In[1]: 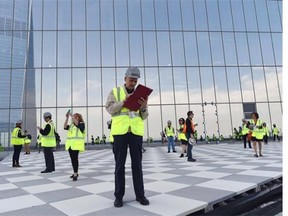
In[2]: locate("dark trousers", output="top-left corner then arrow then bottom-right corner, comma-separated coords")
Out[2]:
113,132 -> 145,199
273,134 -> 280,141
43,147 -> 55,171
243,134 -> 251,148
13,145 -> 22,165
263,135 -> 268,144
185,133 -> 194,160
68,147 -> 79,173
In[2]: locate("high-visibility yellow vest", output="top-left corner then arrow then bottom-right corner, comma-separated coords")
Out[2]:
250,119 -> 265,140
242,124 -> 249,135
41,122 -> 56,147
110,87 -> 144,136
11,127 -> 25,145
65,124 -> 85,152
165,126 -> 175,137
178,125 -> 187,141
273,127 -> 279,135
263,127 -> 269,136
25,137 -> 31,144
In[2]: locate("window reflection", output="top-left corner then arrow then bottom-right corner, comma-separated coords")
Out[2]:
197,32 -> 211,66
222,33 -> 237,66
239,67 -> 255,102
255,1 -> 269,32
143,32 -> 157,66
231,1 -> 245,31
128,0 -> 141,30
210,32 -> 224,66
235,33 -> 250,66
206,0 -> 220,31
58,31 -> 71,67
114,0 -> 128,30
267,1 -> 282,32
155,0 -> 168,30
213,67 -> 229,103
147,106 -> 162,140
158,32 -> 173,66
101,32 -> 115,66
115,32 -> 129,66
168,0 -> 181,30
251,67 -> 268,102
183,32 -> 198,66
269,103 -> 282,132
86,0 -> 100,30
142,0 -> 155,30
43,0 -> 57,30
102,68 -> 116,105
180,0 -> 195,30
58,0 -> 71,30
87,68 -> 102,106
200,67 -> 215,103
187,67 -> 201,103
145,68 -> 160,105
217,104 -> 231,137
219,0 -> 233,31
272,33 -> 282,66
87,32 -> 100,67
170,32 -> 184,66
226,67 -> 241,103
247,33 -> 262,66
243,1 -> 257,31
42,32 -> 56,68
130,32 -> 144,66
100,0 -> 114,30
230,104 -> 244,136
159,68 -> 175,104
174,68 -> 188,104
72,32 -> 86,67
42,69 -> 56,107
260,33 -> 275,66
57,69 -> 71,107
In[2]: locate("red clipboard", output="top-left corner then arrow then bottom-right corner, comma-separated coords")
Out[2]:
123,84 -> 153,111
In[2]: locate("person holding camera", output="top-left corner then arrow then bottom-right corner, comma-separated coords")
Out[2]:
248,112 -> 265,157
64,110 -> 85,181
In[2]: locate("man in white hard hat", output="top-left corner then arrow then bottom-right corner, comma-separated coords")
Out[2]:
106,67 -> 149,208
37,112 -> 56,173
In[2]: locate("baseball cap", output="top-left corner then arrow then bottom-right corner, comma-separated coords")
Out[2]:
16,119 -> 22,124
43,112 -> 52,118
125,67 -> 140,79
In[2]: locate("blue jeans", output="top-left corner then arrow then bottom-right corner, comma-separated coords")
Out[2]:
186,133 -> 193,160
167,136 -> 175,152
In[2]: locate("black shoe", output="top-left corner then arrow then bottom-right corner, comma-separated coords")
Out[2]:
173,150 -> 177,153
167,151 -> 170,153
254,154 -> 258,158
73,176 -> 78,181
136,197 -> 150,206
12,164 -> 17,168
16,164 -> 22,167
70,174 -> 79,178
114,198 -> 123,208
259,154 -> 263,157
188,158 -> 196,162
41,170 -> 52,173
179,154 -> 184,158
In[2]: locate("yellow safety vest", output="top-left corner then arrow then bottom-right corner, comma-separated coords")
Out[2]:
37,134 -> 42,143
65,124 -> 85,152
178,125 -> 187,141
41,122 -> 56,147
273,127 -> 279,135
165,126 -> 175,137
11,127 -> 25,145
25,137 -> 31,144
250,119 -> 265,140
111,87 -> 144,136
241,124 -> 249,135
263,127 -> 269,136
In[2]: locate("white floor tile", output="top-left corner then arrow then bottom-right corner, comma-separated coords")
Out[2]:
0,195 -> 45,214
238,170 -> 282,178
77,182 -> 116,194
222,165 -> 260,170
50,194 -> 112,216
144,173 -> 180,181
6,175 -> 44,183
196,179 -> 256,194
144,180 -> 189,193
186,171 -> 232,179
23,183 -> 71,194
0,183 -> 18,191
143,167 -> 174,172
128,194 -> 207,216
92,174 -> 115,181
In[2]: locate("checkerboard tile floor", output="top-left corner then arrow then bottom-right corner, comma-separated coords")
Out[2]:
0,142 -> 282,216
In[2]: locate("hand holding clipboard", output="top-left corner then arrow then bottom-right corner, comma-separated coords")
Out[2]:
123,84 -> 153,111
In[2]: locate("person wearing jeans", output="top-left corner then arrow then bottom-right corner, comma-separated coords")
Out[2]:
165,120 -> 176,153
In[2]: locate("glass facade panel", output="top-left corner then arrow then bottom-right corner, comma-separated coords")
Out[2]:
1,0 -> 282,145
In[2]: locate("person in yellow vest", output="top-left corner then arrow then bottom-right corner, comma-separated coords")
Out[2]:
106,66 -> 149,208
248,112 -> 265,157
24,130 -> 31,155
37,112 -> 56,173
165,120 -> 176,153
64,111 -> 85,181
177,118 -> 187,157
262,122 -> 269,144
11,120 -> 26,167
272,124 -> 280,141
241,119 -> 251,149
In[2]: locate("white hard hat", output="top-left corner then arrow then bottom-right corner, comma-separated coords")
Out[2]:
43,112 -> 52,118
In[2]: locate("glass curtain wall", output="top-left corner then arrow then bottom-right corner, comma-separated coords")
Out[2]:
0,0 -> 282,146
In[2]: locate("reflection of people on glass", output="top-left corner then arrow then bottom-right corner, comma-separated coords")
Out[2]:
37,112 -> 56,173
11,120 -> 26,167
106,67 -> 150,208
64,110 -> 85,181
